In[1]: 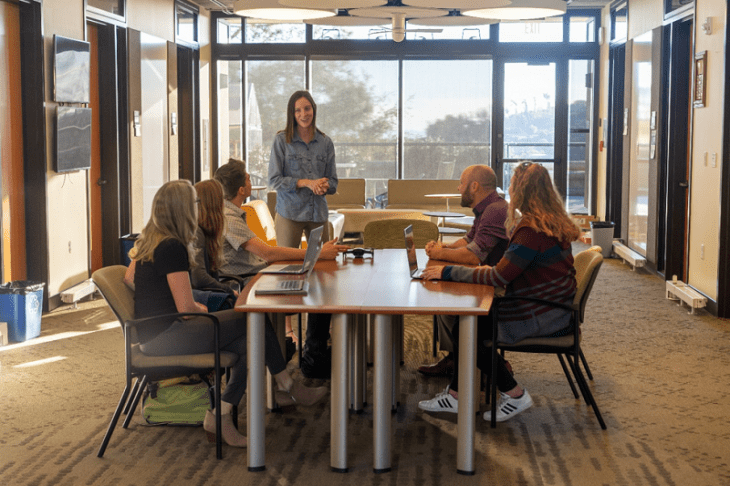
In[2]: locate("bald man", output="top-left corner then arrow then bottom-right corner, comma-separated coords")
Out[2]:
418,165 -> 509,378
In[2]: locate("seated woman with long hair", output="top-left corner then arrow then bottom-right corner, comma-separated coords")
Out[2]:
125,180 -> 326,449
419,162 -> 581,423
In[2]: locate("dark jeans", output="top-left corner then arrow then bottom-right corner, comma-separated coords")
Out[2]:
449,315 -> 518,394
140,309 -> 287,406
304,312 -> 332,353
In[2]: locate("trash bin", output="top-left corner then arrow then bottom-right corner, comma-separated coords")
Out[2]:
0,281 -> 45,342
120,234 -> 139,266
590,221 -> 615,258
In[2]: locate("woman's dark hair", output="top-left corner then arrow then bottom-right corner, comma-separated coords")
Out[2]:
282,90 -> 324,143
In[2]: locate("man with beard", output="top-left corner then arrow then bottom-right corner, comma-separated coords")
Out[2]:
417,165 -> 509,380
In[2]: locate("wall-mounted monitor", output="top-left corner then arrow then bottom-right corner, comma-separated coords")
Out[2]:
53,35 -> 90,104
55,106 -> 92,173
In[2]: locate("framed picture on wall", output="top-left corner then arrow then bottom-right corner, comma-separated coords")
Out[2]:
694,51 -> 707,108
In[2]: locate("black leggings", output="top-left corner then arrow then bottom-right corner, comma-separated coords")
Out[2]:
448,315 -> 518,394
139,309 -> 287,406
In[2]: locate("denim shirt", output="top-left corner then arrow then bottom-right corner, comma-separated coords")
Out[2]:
268,130 -> 338,223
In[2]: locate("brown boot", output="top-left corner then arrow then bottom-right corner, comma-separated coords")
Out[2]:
203,410 -> 247,448
282,381 -> 328,406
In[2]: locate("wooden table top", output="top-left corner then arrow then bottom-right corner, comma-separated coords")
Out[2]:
235,249 -> 493,316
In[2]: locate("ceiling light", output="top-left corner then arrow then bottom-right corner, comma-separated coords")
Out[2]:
463,0 -> 567,21
403,0 -> 511,8
233,0 -> 336,21
279,0 -> 386,8
408,10 -> 498,27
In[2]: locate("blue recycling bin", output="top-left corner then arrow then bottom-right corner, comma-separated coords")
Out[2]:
120,234 -> 139,266
0,281 -> 45,342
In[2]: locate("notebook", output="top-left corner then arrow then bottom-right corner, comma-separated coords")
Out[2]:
259,226 -> 324,274
404,224 -> 426,279
254,226 -> 324,295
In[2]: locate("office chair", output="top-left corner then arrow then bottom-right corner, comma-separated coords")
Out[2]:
93,265 -> 238,459
488,250 -> 606,429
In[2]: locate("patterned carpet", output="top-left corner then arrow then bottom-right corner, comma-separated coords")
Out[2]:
1,248 -> 730,485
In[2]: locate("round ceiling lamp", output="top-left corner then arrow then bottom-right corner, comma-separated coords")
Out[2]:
403,0 -> 511,8
306,12 -> 388,27
279,0 -> 386,8
233,0 -> 336,21
408,10 -> 498,27
463,0 -> 567,21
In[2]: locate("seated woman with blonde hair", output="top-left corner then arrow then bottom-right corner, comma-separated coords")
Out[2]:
126,180 -> 327,449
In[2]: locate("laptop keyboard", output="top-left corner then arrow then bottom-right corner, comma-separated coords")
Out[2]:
278,264 -> 302,273
278,280 -> 303,290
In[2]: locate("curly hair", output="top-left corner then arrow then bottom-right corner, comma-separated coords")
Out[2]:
194,179 -> 226,273
131,180 -> 197,266
505,162 -> 581,243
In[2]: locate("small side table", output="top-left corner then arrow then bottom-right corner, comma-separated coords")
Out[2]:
425,193 -> 461,213
423,211 -> 466,242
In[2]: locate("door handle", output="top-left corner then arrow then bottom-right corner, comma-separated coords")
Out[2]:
97,178 -> 108,186
678,181 -> 688,188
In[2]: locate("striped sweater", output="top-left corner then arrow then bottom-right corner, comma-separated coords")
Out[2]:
447,222 -> 576,324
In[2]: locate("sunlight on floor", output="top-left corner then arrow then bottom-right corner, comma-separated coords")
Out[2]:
0,321 -> 117,353
13,356 -> 67,368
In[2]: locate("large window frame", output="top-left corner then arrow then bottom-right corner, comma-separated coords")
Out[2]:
210,9 -> 601,213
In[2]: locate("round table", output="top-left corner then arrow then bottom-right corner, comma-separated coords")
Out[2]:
425,193 -> 461,213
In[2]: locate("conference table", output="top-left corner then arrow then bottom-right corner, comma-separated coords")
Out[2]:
236,249 -> 493,475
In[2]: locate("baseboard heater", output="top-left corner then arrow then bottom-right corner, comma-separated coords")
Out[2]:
666,280 -> 707,314
612,241 -> 646,271
60,279 -> 97,307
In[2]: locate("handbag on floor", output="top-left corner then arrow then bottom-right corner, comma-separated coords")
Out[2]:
141,376 -> 210,426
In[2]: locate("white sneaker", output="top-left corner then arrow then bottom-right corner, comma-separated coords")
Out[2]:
484,389 -> 533,422
418,387 -> 458,414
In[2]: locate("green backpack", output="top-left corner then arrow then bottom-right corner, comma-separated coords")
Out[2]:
141,376 -> 210,426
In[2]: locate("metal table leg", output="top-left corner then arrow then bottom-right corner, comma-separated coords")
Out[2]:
373,314 -> 392,473
350,314 -> 365,413
331,313 -> 350,473
457,315 -> 477,475
247,312 -> 266,472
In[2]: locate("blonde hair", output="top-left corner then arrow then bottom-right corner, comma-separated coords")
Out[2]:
194,179 -> 226,272
505,162 -> 581,243
130,180 -> 198,266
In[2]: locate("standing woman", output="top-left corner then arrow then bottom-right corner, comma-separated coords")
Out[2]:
268,90 -> 338,247
419,162 -> 581,423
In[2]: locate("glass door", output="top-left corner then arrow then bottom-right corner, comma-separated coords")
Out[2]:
497,61 -> 557,195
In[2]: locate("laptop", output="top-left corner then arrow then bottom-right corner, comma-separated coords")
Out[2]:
259,226 -> 324,274
254,227 -> 324,295
404,224 -> 426,279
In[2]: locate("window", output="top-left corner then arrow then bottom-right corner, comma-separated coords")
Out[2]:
245,60 -> 305,186
313,23 -> 390,40
611,4 -> 627,42
245,20 -> 305,44
567,59 -> 595,214
403,60 -> 493,183
217,17 -> 242,44
87,0 -> 124,18
569,16 -> 596,43
312,60 -> 398,202
216,60 -> 243,167
176,3 -> 197,44
499,18 -> 563,42
665,0 -> 693,16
